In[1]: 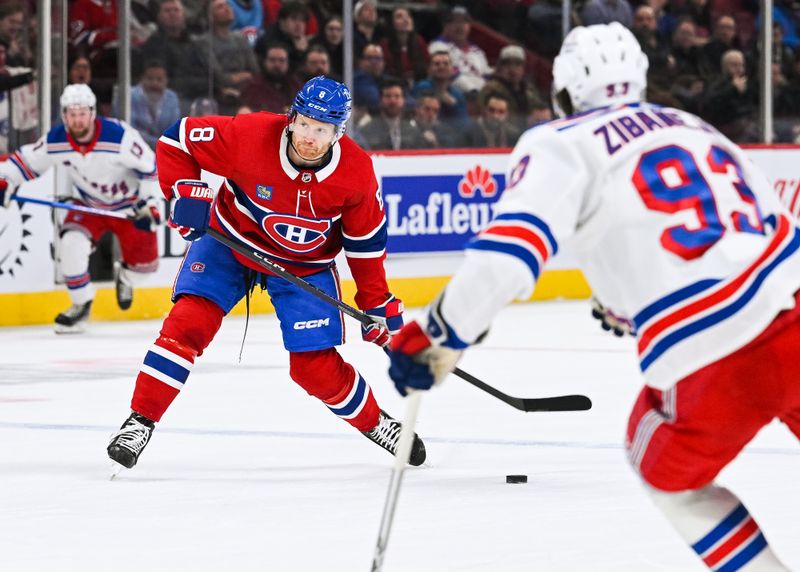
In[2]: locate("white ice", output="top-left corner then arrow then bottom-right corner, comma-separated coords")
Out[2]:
1,300 -> 798,572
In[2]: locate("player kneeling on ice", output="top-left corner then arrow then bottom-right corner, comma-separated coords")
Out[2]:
388,23 -> 798,572
107,76 -> 425,472
0,84 -> 162,333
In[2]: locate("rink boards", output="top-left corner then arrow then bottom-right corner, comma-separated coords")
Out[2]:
1,146 -> 798,326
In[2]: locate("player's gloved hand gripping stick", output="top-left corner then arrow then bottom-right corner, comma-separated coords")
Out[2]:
206,227 -> 592,413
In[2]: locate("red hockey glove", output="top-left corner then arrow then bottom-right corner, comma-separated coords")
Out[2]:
361,295 -> 404,347
169,179 -> 213,241
132,197 -> 162,232
0,177 -> 17,208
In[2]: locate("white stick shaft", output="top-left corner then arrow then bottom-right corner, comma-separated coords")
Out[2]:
370,391 -> 422,572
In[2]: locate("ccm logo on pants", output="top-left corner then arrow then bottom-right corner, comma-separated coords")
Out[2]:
294,318 -> 330,330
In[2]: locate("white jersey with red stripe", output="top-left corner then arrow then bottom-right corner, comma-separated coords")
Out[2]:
0,117 -> 159,211
437,102 -> 800,390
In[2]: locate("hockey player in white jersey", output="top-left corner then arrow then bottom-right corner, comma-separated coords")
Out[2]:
0,84 -> 161,333
388,23 -> 799,571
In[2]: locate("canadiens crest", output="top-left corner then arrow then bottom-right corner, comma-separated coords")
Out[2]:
256,184 -> 273,200
262,213 -> 331,253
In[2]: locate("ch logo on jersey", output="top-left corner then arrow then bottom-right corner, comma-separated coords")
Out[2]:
262,213 -> 332,253
458,165 -> 498,199
256,185 -> 273,200
191,262 -> 205,272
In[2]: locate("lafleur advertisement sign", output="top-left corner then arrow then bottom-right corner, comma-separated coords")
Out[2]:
382,162 -> 506,254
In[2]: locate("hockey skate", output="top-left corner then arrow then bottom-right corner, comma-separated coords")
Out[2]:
107,412 -> 155,471
363,410 -> 426,466
54,300 -> 92,334
114,262 -> 133,310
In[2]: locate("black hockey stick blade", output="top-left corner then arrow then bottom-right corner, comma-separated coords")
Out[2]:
453,366 -> 592,413
207,228 -> 592,413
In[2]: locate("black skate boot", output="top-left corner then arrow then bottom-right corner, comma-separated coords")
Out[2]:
362,410 -> 426,466
107,412 -> 155,469
54,300 -> 93,334
114,262 -> 133,310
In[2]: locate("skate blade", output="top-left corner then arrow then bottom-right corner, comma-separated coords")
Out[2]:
109,461 -> 126,480
54,322 -> 88,335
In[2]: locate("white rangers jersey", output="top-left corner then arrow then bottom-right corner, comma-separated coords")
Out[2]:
0,117 -> 159,210
438,102 -> 800,390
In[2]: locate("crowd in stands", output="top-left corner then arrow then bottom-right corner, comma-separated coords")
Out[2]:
3,0 -> 800,150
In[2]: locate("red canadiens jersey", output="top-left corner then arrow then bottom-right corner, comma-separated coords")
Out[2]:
157,112 -> 390,309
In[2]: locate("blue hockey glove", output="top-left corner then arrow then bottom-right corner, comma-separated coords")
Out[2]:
361,295 -> 404,347
388,320 -> 462,396
0,177 -> 17,208
132,197 -> 162,232
169,179 -> 213,241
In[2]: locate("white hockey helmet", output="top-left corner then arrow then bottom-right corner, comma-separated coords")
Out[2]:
60,83 -> 97,117
552,23 -> 648,117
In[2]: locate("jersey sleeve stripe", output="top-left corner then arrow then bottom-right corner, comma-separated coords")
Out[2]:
480,224 -> 550,262
493,212 -> 558,255
344,248 -> 386,259
342,220 -> 387,254
467,239 -> 541,280
342,215 -> 387,240
10,152 -> 36,180
638,216 -> 800,371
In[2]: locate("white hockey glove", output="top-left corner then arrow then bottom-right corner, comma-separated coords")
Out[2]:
0,177 -> 18,208
590,297 -> 636,337
132,196 -> 162,232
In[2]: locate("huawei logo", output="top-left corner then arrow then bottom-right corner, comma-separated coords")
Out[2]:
458,165 -> 498,199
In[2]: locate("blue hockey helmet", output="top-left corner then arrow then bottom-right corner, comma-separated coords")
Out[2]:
290,76 -> 352,137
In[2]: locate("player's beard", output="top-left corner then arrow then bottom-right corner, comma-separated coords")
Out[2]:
68,124 -> 92,142
291,137 -> 332,164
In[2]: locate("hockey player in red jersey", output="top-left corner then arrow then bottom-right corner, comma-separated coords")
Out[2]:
107,76 -> 426,471
389,24 -> 798,571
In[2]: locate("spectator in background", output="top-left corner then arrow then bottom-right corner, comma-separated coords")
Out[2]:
227,0 -> 263,43
197,0 -> 259,113
297,45 -> 333,83
675,0 -> 712,38
670,18 -> 707,82
526,0 -> 565,60
633,5 -> 672,80
360,77 -> 425,150
123,60 -> 180,150
241,43 -> 301,113
460,92 -> 520,148
580,0 -> 634,28
526,101 -> 553,128
256,2 -> 310,72
428,6 -> 491,96
353,0 -> 385,60
701,15 -> 740,79
703,49 -> 759,142
313,16 -> 344,77
480,45 -> 545,131
412,92 -> 457,148
189,96 -> 219,116
0,2 -> 32,67
771,23 -> 797,79
0,37 -> 33,93
380,7 -> 428,89
353,43 -> 387,114
412,50 -> 468,129
68,55 -> 93,85
138,0 -> 225,113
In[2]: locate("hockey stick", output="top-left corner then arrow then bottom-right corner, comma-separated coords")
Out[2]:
207,228 -> 592,413
14,195 -> 133,220
370,390 -> 422,572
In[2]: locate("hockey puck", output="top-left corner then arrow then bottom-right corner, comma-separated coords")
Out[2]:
506,474 -> 528,484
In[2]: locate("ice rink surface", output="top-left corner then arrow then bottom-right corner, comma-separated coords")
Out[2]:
1,300 -> 798,572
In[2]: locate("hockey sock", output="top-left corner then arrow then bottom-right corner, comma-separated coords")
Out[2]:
131,295 -> 223,422
59,230 -> 95,305
289,349 -> 380,432
647,484 -> 789,571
